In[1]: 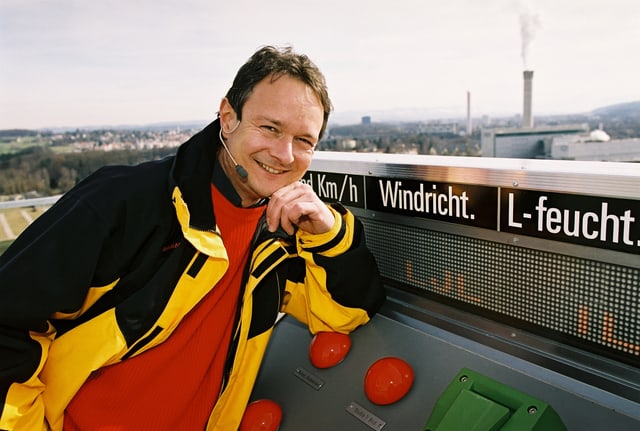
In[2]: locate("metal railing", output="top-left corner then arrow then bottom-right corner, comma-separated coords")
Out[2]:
0,195 -> 61,210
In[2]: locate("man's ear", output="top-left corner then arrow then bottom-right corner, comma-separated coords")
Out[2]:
219,98 -> 239,134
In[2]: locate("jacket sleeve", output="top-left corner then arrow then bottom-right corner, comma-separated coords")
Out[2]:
281,203 -> 385,334
0,187 -> 117,430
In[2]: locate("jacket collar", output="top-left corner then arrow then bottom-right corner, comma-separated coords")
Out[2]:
169,119 -> 221,232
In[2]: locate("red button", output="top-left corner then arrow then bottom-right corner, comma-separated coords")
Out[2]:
309,331 -> 352,369
364,357 -> 414,405
239,399 -> 283,431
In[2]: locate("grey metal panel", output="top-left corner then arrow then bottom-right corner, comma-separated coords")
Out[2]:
251,314 -> 640,430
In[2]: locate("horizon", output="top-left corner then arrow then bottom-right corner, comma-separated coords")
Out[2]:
4,99 -> 638,133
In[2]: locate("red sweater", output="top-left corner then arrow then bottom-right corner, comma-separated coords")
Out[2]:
64,184 -> 264,430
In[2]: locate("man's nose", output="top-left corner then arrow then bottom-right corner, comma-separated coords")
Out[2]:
271,136 -> 295,164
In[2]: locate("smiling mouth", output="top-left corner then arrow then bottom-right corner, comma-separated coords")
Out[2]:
257,161 -> 286,175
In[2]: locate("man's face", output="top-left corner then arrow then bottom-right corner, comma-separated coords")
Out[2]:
219,74 -> 324,206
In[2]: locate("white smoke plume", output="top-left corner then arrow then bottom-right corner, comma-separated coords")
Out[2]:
519,9 -> 542,69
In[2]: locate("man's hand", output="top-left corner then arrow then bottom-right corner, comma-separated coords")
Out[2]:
266,182 -> 335,235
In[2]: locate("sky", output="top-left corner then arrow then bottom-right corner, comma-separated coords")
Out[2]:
1,0 -> 639,129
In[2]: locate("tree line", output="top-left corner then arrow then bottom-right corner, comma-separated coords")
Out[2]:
0,146 -> 177,197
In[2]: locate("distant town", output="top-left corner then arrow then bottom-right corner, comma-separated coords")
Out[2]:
0,127 -> 194,155
2,100 -> 639,157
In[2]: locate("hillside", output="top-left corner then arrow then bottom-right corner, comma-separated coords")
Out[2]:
592,101 -> 640,117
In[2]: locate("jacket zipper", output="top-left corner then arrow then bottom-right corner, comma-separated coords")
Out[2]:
122,325 -> 164,360
218,237 -> 285,396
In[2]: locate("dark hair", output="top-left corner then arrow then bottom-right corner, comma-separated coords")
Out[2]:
225,45 -> 332,139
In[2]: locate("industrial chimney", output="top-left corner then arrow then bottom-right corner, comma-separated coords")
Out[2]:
466,91 -> 472,134
522,70 -> 534,128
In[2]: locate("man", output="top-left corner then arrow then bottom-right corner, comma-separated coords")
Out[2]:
0,46 -> 385,430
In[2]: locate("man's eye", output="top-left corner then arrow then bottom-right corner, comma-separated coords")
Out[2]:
295,138 -> 317,151
262,125 -> 277,133
298,138 -> 315,147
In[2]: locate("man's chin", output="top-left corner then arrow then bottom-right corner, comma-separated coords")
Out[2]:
251,178 -> 296,198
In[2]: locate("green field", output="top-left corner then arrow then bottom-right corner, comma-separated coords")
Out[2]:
0,132 -> 77,155
0,206 -> 50,255
0,136 -> 43,154
0,140 -> 76,155
0,239 -> 12,255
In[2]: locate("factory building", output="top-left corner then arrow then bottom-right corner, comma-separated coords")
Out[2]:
481,69 -> 640,161
481,125 -> 588,158
550,133 -> 640,162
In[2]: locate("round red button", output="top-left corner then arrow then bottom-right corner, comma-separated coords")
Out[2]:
364,357 -> 414,405
239,399 -> 283,431
309,331 -> 352,369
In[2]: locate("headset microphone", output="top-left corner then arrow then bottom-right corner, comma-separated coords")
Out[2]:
218,127 -> 248,181
234,163 -> 249,181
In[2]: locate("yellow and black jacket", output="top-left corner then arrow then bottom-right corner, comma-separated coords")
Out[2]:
0,120 -> 385,430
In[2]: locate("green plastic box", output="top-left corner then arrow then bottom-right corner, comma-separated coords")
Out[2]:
423,368 -> 567,431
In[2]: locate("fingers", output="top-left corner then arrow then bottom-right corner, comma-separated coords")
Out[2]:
266,182 -> 311,234
266,182 -> 334,235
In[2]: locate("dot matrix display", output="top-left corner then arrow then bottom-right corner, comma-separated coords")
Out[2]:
362,218 -> 640,361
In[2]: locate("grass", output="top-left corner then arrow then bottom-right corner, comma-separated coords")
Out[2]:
0,239 -> 13,255
0,206 -> 51,256
0,136 -> 46,155
0,136 -> 74,155
0,207 -> 50,241
0,206 -> 50,255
